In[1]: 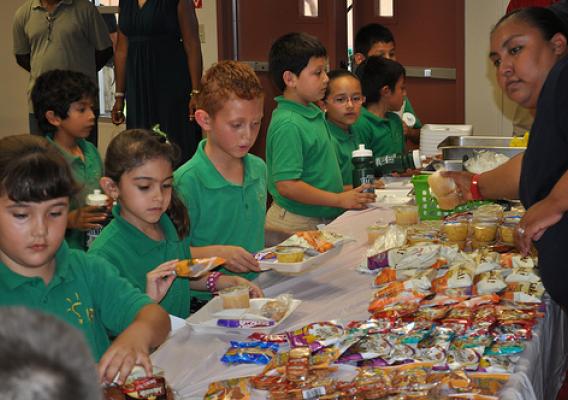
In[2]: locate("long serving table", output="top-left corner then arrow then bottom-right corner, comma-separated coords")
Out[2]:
151,206 -> 568,400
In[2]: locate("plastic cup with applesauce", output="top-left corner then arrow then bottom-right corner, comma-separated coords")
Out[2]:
498,222 -> 517,244
442,221 -> 469,242
472,221 -> 498,242
275,246 -> 305,263
476,204 -> 504,220
367,223 -> 389,245
393,205 -> 419,225
219,285 -> 250,309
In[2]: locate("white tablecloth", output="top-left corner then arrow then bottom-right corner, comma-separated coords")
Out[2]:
151,206 -> 568,400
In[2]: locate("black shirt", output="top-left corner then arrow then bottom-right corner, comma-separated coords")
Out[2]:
519,55 -> 568,307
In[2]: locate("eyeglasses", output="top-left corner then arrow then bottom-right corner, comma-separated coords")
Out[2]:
330,95 -> 365,105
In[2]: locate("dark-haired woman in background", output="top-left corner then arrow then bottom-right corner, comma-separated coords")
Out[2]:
111,0 -> 203,165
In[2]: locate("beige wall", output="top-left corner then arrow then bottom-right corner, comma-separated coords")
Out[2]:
464,0 -> 516,136
0,0 -> 30,138
0,1 -> 519,143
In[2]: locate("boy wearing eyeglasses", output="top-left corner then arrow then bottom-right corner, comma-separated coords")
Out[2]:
265,33 -> 375,235
323,69 -> 367,189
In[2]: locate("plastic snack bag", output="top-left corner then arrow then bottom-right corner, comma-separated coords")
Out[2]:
205,377 -> 251,399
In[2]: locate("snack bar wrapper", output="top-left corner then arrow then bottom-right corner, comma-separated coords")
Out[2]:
220,341 -> 279,365
388,244 -> 442,270
367,225 -> 407,270
205,377 -> 251,399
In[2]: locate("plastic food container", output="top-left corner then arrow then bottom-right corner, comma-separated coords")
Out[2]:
472,222 -> 498,242
275,246 -> 305,263
219,285 -> 250,309
476,204 -> 504,219
394,205 -> 419,225
367,223 -> 389,245
499,223 -> 516,244
442,221 -> 469,241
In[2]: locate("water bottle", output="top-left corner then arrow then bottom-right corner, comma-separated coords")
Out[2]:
374,149 -> 424,175
85,189 -> 109,248
352,144 -> 375,193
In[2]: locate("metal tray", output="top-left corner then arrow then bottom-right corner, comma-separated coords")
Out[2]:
437,135 -> 526,161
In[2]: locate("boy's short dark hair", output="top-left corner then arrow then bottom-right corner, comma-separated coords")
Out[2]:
31,69 -> 98,134
0,134 -> 80,202
356,56 -> 405,104
354,23 -> 395,56
197,60 -> 264,117
0,307 -> 102,400
269,32 -> 327,92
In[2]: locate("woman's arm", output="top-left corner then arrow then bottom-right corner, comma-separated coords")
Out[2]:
178,0 -> 203,114
443,153 -> 523,201
517,169 -> 568,255
111,23 -> 129,125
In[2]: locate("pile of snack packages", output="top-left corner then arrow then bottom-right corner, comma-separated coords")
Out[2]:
206,204 -> 545,400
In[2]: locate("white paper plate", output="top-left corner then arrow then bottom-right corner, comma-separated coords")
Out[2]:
259,244 -> 341,274
186,297 -> 301,335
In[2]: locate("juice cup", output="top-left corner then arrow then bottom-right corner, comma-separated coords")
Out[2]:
219,285 -> 250,309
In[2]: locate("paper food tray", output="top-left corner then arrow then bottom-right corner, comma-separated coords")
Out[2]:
259,244 -> 342,274
373,188 -> 412,205
186,297 -> 301,335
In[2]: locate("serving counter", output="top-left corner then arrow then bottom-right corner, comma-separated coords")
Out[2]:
151,205 -> 568,400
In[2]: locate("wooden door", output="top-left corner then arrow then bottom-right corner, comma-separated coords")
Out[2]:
217,0 -> 347,159
353,0 -> 465,124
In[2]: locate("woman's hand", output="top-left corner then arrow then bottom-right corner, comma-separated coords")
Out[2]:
67,206 -> 108,231
218,246 -> 260,273
441,171 -> 475,202
189,97 -> 198,120
145,260 -> 178,303
217,275 -> 264,298
516,196 -> 564,255
111,98 -> 126,125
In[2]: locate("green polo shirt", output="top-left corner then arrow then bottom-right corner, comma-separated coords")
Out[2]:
47,135 -> 104,250
327,120 -> 364,186
13,0 -> 112,110
0,241 -> 152,361
353,107 -> 405,158
403,97 -> 423,129
88,205 -> 193,318
174,140 -> 265,301
266,97 -> 344,218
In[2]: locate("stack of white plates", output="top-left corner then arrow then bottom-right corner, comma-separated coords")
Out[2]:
420,124 -> 473,156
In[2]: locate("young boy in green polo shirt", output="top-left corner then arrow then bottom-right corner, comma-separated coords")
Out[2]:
353,23 -> 422,147
0,135 -> 170,384
31,69 -> 109,250
353,56 -> 407,158
174,61 -> 266,304
265,32 -> 376,234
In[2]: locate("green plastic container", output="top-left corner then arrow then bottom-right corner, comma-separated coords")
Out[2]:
411,174 -> 489,220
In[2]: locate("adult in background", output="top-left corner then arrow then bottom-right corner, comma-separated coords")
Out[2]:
13,0 -> 113,147
445,7 -> 568,309
111,0 -> 203,165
